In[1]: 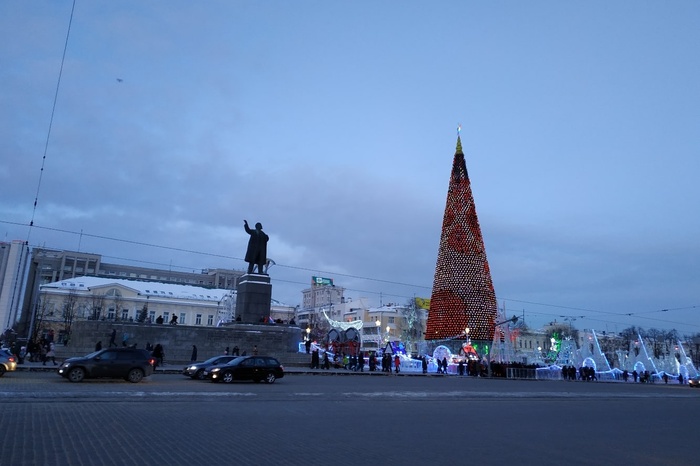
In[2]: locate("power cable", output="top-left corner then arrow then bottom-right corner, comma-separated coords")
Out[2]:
27,0 -> 76,244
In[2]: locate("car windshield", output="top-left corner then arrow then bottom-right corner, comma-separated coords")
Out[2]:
84,350 -> 103,359
200,356 -> 223,365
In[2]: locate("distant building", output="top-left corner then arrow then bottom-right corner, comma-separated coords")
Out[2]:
14,247 -> 245,337
0,240 -> 30,332
36,277 -> 235,343
297,276 -> 346,329
270,299 -> 296,324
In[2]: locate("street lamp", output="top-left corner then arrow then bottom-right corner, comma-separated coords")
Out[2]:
306,327 -> 311,342
375,320 -> 381,348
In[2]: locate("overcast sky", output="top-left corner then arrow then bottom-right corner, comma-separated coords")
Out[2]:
1,1 -> 698,335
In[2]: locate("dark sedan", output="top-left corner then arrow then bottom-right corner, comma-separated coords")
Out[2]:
182,355 -> 238,380
207,356 -> 284,384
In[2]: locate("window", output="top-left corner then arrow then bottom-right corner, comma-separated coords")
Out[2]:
388,317 -> 395,324
195,314 -> 202,325
179,313 -> 186,325
121,309 -> 129,321
148,310 -> 156,322
163,312 -> 170,323
207,315 -> 214,326
108,308 -> 115,319
117,351 -> 139,360
99,351 -> 118,360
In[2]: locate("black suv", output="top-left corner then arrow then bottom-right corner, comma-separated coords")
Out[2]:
58,348 -> 155,383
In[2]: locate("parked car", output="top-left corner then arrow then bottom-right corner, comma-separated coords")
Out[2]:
688,375 -> 700,388
207,356 -> 284,384
0,349 -> 17,376
183,355 -> 238,380
58,348 -> 155,383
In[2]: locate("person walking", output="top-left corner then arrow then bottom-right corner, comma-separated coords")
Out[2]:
152,344 -> 164,368
95,341 -> 102,352
191,345 -> 198,362
394,354 -> 401,373
108,329 -> 117,347
45,342 -> 57,366
39,342 -> 48,365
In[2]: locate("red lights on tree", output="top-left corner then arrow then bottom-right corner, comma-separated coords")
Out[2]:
425,135 -> 498,341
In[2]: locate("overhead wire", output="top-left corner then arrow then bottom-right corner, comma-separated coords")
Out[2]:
27,0 -> 76,244
3,218 -> 697,332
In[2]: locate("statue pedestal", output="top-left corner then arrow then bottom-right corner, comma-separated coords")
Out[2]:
236,274 -> 271,323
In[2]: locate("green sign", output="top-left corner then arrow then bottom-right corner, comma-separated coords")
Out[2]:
312,276 -> 334,286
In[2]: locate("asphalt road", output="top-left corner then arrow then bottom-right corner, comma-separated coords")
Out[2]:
1,371 -> 697,466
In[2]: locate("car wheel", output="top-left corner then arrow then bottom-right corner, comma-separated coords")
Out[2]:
127,368 -> 144,383
195,369 -> 205,380
68,367 -> 85,383
0,366 -> 6,377
222,371 -> 234,384
265,372 -> 276,384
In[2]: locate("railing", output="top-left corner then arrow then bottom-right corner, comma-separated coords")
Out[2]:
506,368 -> 537,379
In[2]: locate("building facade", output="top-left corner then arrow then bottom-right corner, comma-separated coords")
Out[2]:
0,240 -> 30,332
36,276 -> 235,343
297,277 -> 346,330
15,247 -> 245,337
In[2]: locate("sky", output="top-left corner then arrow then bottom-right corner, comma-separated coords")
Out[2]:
1,1 -> 699,335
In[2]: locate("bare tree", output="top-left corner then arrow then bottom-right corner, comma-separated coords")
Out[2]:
400,299 -> 424,356
89,292 -> 106,320
619,326 -> 638,349
647,328 -> 664,359
31,295 -> 54,344
62,290 -> 80,343
113,293 -> 123,321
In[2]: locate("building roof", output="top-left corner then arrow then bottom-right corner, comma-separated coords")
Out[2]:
40,276 -> 233,303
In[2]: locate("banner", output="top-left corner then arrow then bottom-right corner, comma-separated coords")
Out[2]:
312,276 -> 334,286
415,297 -> 430,310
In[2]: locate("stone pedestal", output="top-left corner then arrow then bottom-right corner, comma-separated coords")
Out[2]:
235,273 -> 272,323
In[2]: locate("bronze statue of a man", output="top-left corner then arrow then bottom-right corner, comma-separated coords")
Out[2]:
244,220 -> 269,274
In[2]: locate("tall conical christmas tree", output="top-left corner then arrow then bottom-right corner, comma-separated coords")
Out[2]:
425,134 -> 498,342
